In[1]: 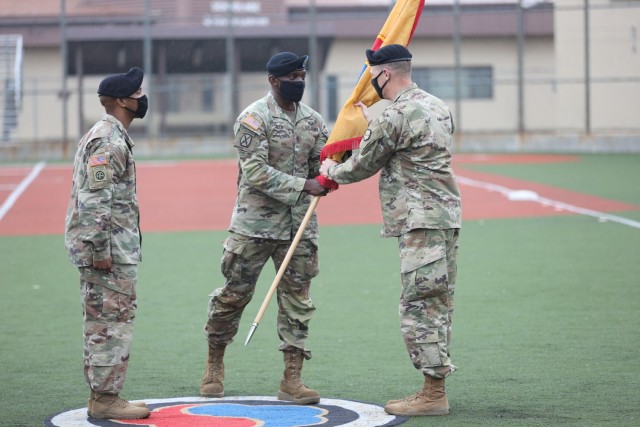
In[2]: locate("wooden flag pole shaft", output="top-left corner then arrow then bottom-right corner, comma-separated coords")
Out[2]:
245,195 -> 321,346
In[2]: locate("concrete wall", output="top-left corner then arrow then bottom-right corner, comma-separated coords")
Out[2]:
554,0 -> 640,132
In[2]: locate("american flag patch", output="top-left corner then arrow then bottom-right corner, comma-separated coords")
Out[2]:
89,154 -> 108,166
241,114 -> 262,131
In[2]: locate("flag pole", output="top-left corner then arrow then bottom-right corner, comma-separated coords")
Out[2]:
244,195 -> 321,346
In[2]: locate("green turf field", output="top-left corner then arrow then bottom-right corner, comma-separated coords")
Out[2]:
1,154 -> 639,426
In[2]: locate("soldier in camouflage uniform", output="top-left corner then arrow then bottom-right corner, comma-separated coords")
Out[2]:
320,45 -> 461,417
200,52 -> 329,405
65,67 -> 150,420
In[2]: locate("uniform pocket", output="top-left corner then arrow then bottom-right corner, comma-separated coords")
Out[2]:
400,242 -> 447,301
400,244 -> 445,274
296,239 -> 319,281
89,351 -> 117,367
220,234 -> 247,281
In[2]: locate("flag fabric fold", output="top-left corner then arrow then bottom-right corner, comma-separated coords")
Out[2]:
317,0 -> 425,191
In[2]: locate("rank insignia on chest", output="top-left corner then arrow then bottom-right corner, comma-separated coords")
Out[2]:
239,132 -> 253,148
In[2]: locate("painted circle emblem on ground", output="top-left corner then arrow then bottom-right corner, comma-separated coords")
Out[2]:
45,396 -> 408,427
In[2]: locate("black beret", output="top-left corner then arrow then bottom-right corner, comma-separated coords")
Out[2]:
266,52 -> 309,77
97,67 -> 144,98
366,44 -> 412,66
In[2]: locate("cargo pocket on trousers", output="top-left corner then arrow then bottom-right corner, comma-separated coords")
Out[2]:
414,331 -> 443,367
220,235 -> 247,282
400,244 -> 447,302
299,240 -> 319,281
89,351 -> 116,367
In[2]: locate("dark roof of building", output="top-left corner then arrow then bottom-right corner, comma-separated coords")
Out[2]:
0,0 -> 553,48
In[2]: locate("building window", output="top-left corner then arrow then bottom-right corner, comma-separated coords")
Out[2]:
166,80 -> 180,113
326,75 -> 339,121
202,80 -> 214,112
413,66 -> 493,99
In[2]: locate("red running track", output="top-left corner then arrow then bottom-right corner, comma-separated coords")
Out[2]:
0,155 -> 638,236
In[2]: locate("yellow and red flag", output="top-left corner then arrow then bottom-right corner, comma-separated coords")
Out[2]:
318,0 -> 425,191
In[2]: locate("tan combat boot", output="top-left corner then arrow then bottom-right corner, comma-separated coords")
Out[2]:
384,375 -> 449,416
90,393 -> 150,419
87,390 -> 148,416
200,344 -> 225,397
277,351 -> 320,405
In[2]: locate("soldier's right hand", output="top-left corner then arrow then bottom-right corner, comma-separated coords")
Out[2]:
303,179 -> 328,196
93,257 -> 112,272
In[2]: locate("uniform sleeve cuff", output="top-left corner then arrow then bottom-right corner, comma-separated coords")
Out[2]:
294,177 -> 306,192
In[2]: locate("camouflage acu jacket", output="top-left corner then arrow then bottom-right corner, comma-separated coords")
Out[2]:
65,114 -> 141,266
328,83 -> 461,237
230,92 -> 328,242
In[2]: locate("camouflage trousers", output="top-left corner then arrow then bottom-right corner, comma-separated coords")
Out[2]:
205,233 -> 318,358
79,264 -> 137,394
398,228 -> 460,379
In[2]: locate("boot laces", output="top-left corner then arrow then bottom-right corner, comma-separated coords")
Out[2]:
397,391 -> 425,403
104,395 -> 129,408
204,364 -> 223,382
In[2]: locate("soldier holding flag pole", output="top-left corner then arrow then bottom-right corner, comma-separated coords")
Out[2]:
320,44 -> 461,417
200,51 -> 328,405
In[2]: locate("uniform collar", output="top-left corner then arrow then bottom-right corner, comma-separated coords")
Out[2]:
393,83 -> 419,102
102,114 -> 135,149
266,91 -> 312,123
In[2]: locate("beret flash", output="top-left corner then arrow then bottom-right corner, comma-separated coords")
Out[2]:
97,67 -> 144,98
366,44 -> 412,66
266,52 -> 309,77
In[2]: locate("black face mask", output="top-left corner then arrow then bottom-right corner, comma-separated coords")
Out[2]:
279,80 -> 305,103
126,95 -> 148,119
371,70 -> 389,99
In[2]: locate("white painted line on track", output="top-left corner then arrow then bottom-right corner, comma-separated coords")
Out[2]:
0,161 -> 46,221
457,175 -> 640,229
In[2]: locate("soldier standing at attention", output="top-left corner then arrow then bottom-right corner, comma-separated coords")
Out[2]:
320,44 -> 461,417
200,52 -> 328,404
65,67 -> 150,420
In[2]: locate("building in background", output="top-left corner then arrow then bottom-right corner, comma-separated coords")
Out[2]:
0,0 -> 638,156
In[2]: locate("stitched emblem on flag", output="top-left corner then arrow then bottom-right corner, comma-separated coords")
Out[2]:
89,154 -> 108,167
241,114 -> 262,131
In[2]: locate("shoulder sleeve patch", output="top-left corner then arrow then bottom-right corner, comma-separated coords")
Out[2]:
238,132 -> 254,148
87,151 -> 111,190
241,114 -> 263,132
89,153 -> 109,167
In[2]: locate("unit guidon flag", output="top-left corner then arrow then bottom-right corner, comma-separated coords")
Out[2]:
317,0 -> 425,191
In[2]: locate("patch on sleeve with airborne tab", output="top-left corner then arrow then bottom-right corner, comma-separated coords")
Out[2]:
88,152 -> 111,190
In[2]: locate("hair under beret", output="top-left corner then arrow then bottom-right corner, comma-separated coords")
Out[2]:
366,44 -> 412,66
266,52 -> 309,77
97,67 -> 144,98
